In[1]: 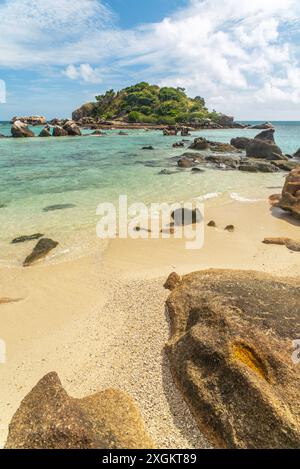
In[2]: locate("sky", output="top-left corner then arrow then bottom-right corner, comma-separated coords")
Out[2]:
0,0 -> 300,120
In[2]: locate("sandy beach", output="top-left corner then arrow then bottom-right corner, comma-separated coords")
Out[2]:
1,197 -> 299,448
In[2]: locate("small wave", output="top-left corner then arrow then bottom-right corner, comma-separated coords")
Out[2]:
196,192 -> 221,201
230,192 -> 263,203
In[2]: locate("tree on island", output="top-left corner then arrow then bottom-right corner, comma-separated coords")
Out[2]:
75,82 -> 219,125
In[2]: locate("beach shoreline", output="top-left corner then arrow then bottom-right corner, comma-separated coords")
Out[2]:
1,198 -> 299,448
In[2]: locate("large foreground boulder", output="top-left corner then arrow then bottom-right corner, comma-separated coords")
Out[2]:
5,372 -> 153,449
278,167 -> 300,219
165,269 -> 300,449
11,120 -> 35,138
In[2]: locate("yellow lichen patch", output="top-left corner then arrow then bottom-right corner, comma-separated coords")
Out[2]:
232,343 -> 268,380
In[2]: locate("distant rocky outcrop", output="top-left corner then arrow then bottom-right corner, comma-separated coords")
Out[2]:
278,167 -> 300,219
72,103 -> 97,121
11,116 -> 46,126
250,122 -> 274,130
5,372 -> 154,449
23,238 -> 59,267
165,269 -> 300,449
11,120 -> 35,138
215,114 -> 234,128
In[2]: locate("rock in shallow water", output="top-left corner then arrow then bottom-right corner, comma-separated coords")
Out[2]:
43,204 -> 76,212
23,238 -> 59,267
165,269 -> 300,448
11,233 -> 44,244
5,372 -> 154,449
11,121 -> 35,138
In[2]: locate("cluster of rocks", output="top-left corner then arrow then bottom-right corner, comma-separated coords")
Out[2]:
5,372 -> 153,449
164,269 -> 300,448
174,128 -> 299,173
10,120 -> 82,138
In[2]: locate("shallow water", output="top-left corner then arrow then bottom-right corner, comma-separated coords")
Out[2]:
0,121 -> 298,265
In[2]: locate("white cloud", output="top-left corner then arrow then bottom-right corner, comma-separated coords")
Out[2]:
63,64 -> 102,83
1,0 -> 300,118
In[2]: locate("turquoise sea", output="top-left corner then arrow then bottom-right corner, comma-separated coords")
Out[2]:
0,121 -> 299,266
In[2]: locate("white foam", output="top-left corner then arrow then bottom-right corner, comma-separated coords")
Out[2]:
230,192 -> 263,203
196,192 -> 221,201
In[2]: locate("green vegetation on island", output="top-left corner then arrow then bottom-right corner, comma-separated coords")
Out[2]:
73,82 -> 221,125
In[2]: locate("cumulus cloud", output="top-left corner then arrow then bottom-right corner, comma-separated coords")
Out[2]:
1,0 -> 300,118
63,64 -> 102,84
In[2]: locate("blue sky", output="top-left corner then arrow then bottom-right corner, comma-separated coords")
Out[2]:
1,0 -> 300,120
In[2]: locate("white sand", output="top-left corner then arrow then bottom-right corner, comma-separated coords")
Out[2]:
0,199 -> 299,448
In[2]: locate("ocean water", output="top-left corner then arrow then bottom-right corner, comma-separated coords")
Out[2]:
0,121 -> 299,265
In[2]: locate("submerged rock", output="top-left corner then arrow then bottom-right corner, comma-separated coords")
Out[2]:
142,146 -> 154,150
5,372 -> 154,449
23,238 -> 59,267
43,204 -> 76,212
278,167 -> 300,219
177,158 -> 196,168
158,169 -> 177,175
11,233 -> 44,244
173,142 -> 184,148
239,161 -> 277,173
11,121 -> 35,138
165,269 -> 300,448
191,167 -> 205,172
